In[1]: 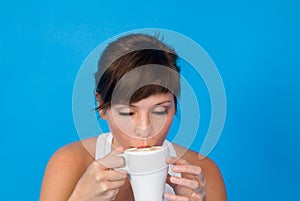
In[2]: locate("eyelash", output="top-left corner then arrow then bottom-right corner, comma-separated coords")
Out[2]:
151,110 -> 168,115
118,110 -> 168,116
119,112 -> 135,116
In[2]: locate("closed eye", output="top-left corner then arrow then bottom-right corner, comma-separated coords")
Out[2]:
151,110 -> 168,115
152,111 -> 167,115
118,112 -> 135,116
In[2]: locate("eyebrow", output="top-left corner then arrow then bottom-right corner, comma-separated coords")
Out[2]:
152,100 -> 173,106
114,100 -> 173,109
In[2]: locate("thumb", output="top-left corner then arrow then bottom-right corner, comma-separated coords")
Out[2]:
97,146 -> 125,169
109,146 -> 125,156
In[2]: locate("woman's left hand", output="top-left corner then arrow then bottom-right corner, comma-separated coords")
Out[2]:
165,157 -> 206,201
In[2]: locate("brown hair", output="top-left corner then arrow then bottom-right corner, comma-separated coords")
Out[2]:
95,33 -> 180,111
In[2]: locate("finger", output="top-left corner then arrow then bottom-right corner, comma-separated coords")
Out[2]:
166,173 -> 177,189
109,146 -> 125,156
99,180 -> 125,196
166,156 -> 179,164
96,157 -> 125,170
97,147 -> 125,169
164,193 -> 189,201
166,157 -> 189,165
170,176 -> 200,190
105,170 -> 128,181
109,188 -> 120,200
106,179 -> 126,190
167,157 -> 202,175
102,188 -> 120,200
172,164 -> 202,176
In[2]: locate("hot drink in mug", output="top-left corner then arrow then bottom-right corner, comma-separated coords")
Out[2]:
117,146 -> 169,201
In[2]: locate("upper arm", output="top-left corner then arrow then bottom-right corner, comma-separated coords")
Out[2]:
201,158 -> 227,201
40,142 -> 93,201
173,144 -> 227,201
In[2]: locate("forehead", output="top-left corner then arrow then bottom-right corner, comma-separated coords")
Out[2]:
113,93 -> 174,108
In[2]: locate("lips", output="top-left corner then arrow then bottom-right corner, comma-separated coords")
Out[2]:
136,145 -> 151,148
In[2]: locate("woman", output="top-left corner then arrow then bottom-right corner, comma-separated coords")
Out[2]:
40,33 -> 227,201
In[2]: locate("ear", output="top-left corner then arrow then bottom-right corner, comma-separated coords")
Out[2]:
99,110 -> 107,120
95,92 -> 107,120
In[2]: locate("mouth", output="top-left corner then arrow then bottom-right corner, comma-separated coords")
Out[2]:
136,145 -> 151,149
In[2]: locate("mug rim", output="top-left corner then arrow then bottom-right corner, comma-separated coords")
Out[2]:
124,146 -> 167,155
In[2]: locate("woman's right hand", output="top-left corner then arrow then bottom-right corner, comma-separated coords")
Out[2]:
68,147 -> 127,201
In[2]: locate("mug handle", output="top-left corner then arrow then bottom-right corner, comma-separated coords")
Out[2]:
115,153 -> 129,172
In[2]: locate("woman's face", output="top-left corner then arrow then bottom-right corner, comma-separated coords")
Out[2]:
102,93 -> 176,149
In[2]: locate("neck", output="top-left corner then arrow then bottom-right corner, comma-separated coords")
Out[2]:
111,137 -> 119,151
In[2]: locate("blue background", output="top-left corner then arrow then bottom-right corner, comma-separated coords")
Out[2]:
1,0 -> 299,200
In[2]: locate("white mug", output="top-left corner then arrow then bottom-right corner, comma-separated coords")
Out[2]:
118,146 -> 169,201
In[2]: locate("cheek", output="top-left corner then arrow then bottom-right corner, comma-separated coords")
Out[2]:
150,116 -> 167,130
163,115 -> 174,131
152,114 -> 174,135
108,115 -> 137,138
108,121 -> 133,145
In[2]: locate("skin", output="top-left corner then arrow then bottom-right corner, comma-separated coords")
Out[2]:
40,93 -> 227,201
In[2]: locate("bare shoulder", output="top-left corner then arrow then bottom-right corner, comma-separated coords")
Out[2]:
47,137 -> 97,169
172,143 -> 206,160
40,137 -> 97,201
172,143 -> 218,171
172,143 -> 227,201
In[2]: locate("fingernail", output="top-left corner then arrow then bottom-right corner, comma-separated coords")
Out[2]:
164,194 -> 170,199
117,169 -> 127,174
170,176 -> 178,183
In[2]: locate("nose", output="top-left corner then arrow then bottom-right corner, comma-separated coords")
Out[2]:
134,113 -> 152,138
